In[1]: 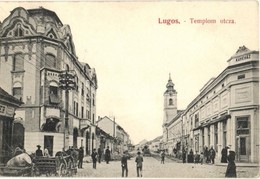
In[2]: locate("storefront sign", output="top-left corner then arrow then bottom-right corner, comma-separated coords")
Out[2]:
0,104 -> 15,117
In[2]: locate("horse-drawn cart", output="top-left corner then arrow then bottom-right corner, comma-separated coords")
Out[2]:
33,155 -> 77,177
0,152 -> 77,177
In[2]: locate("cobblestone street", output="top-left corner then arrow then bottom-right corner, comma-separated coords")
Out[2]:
76,156 -> 260,178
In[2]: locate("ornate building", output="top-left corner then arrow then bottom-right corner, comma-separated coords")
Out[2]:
163,46 -> 259,163
0,7 -> 97,156
182,46 -> 259,163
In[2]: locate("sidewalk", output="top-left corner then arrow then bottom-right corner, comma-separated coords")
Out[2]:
164,154 -> 260,167
215,161 -> 260,167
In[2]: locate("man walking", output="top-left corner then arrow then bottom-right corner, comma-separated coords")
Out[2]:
98,147 -> 102,163
121,151 -> 128,177
135,151 -> 143,177
209,146 -> 216,164
91,148 -> 98,169
160,150 -> 165,164
78,147 -> 84,169
105,146 -> 111,164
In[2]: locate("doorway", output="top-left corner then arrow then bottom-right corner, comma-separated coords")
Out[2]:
44,135 -> 53,156
236,136 -> 250,162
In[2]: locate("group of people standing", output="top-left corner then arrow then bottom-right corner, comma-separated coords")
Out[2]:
180,145 -> 236,177
181,146 -> 216,164
35,145 -> 50,157
91,146 -> 111,169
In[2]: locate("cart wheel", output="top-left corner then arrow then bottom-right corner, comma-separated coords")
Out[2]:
46,171 -> 52,177
67,160 -> 73,176
58,163 -> 67,177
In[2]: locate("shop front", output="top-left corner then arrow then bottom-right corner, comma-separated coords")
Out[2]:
0,87 -> 23,163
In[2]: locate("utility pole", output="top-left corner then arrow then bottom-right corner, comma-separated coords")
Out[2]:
59,69 -> 76,150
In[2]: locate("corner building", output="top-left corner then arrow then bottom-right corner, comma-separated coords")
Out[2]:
0,7 -> 97,156
182,46 -> 259,163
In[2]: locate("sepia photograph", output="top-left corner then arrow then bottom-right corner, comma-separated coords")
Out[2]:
0,0 -> 259,177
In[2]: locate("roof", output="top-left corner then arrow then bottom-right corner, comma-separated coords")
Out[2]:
27,6 -> 63,26
165,110 -> 184,126
0,87 -> 23,106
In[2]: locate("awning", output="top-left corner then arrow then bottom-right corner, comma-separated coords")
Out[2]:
193,114 -> 231,131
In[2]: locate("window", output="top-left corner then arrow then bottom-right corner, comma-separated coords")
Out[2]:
14,24 -> 24,37
238,74 -> 245,80
76,102 -> 78,117
13,54 -> 24,71
81,107 -> 84,119
194,114 -> 199,128
45,54 -> 56,68
169,98 -> 173,105
237,117 -> 249,135
49,85 -> 59,104
93,94 -> 95,106
81,82 -> 84,96
75,76 -> 79,92
13,87 -> 22,101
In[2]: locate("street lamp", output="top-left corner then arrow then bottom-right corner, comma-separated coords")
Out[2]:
59,69 -> 76,150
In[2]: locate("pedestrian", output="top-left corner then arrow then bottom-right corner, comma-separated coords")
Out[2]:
225,151 -> 237,177
204,146 -> 209,163
194,151 -> 200,164
98,147 -> 102,163
135,151 -> 143,177
35,145 -> 43,157
221,146 -> 229,163
78,147 -> 84,169
188,149 -> 194,163
91,148 -> 98,169
105,146 -> 111,164
182,148 -> 186,163
44,148 -> 50,157
209,146 -> 216,164
160,150 -> 165,164
121,151 -> 128,177
200,152 -> 204,165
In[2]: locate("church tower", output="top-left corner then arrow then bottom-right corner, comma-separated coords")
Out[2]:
163,74 -> 177,124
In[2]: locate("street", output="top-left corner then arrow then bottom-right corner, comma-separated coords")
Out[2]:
76,156 -> 260,178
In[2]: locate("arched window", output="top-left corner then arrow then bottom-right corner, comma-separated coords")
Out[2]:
66,64 -> 70,71
14,24 -> 24,37
13,53 -> 24,71
45,54 -> 56,68
169,98 -> 173,105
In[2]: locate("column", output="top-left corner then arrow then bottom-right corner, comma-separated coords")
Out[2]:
217,122 -> 222,159
199,129 -> 203,152
210,125 -> 214,148
204,127 -> 208,147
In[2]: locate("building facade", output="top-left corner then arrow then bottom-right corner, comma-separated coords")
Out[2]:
0,7 -> 97,156
163,46 -> 259,163
97,116 -> 130,154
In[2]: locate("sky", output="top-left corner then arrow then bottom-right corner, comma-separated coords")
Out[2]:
0,1 -> 258,144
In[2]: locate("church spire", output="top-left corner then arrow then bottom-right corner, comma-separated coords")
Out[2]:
165,73 -> 176,94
